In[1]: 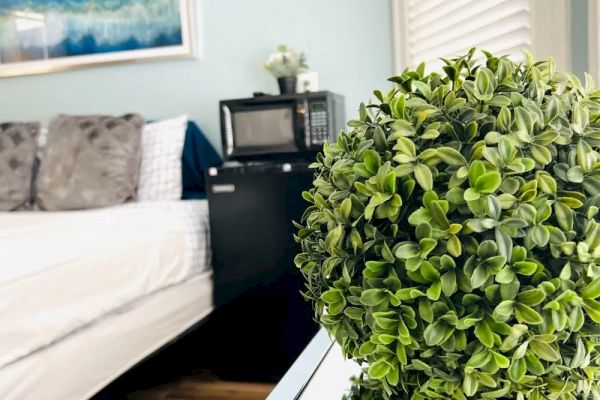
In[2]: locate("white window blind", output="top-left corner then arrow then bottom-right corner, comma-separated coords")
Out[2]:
403,0 -> 532,71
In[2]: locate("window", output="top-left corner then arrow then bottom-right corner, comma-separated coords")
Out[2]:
392,0 -> 570,73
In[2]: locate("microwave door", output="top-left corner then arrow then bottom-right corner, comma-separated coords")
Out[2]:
227,103 -> 299,158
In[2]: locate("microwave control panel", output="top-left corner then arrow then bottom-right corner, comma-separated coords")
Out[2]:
309,101 -> 329,145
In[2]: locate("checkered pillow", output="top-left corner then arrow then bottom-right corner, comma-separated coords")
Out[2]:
137,115 -> 187,201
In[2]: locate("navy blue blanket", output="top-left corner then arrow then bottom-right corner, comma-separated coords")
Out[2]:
181,122 -> 223,199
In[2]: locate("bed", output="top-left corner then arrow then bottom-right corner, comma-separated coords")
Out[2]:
0,200 -> 213,400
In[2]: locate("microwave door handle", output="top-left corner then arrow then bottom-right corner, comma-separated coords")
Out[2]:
222,105 -> 235,157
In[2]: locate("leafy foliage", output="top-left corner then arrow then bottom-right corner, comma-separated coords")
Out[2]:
294,49 -> 600,399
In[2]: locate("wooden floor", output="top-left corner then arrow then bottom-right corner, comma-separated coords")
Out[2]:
123,376 -> 274,400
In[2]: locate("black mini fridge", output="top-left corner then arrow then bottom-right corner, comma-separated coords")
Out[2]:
204,161 -> 319,381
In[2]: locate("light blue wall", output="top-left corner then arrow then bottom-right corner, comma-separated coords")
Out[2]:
0,0 -> 393,149
571,0 -> 588,78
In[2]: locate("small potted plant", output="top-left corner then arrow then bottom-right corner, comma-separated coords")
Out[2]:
295,48 -> 600,399
264,45 -> 308,95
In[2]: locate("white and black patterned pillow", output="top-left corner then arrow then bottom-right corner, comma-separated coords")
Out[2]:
137,115 -> 187,201
35,114 -> 144,210
0,122 -> 40,211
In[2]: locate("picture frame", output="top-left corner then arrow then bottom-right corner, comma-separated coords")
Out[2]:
0,0 -> 195,78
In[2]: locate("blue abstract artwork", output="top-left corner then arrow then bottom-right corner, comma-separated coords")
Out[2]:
0,0 -> 193,76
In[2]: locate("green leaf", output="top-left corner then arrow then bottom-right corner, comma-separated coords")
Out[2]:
515,106 -> 533,135
321,288 -> 343,304
508,358 -> 526,382
495,266 -> 515,284
464,188 -> 481,202
493,300 -> 514,322
567,166 -> 584,183
497,107 -> 512,131
463,373 -> 478,397
488,95 -> 511,107
414,164 -> 433,191
419,298 -> 433,323
429,201 -> 450,229
537,173 -> 557,194
515,303 -> 543,325
426,280 -> 442,300
482,255 -> 507,269
328,299 -> 345,315
583,299 -> 600,323
469,161 -> 486,186
554,201 -> 573,232
531,144 -> 552,165
531,225 -> 550,247
359,341 -> 376,356
340,198 -> 352,220
530,340 -> 560,362
441,271 -> 457,297
344,307 -> 364,320
360,289 -> 387,306
467,350 -> 492,369
368,359 -> 391,380
486,195 -> 501,220
513,261 -> 537,275
325,225 -> 343,253
474,67 -> 494,101
437,147 -> 467,166
447,235 -> 462,257
475,320 -> 494,348
419,237 -> 437,256
493,352 -> 510,369
424,321 -> 448,346
524,353 -> 545,375
516,288 -> 546,306
408,207 -> 431,225
471,265 -> 490,288
363,149 -> 381,174
498,136 -> 517,164
386,363 -> 399,386
495,229 -> 512,260
395,243 -> 420,259
394,163 -> 415,177
475,172 -> 502,193
396,342 -> 407,365
412,359 -> 432,372
581,279 -> 600,299
421,260 -> 440,281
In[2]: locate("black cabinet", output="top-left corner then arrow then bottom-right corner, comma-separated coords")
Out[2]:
204,162 -> 319,380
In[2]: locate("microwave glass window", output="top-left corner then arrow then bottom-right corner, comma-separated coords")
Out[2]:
233,108 -> 296,148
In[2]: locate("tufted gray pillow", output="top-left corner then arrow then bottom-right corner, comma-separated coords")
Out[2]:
0,122 -> 40,211
35,114 -> 144,211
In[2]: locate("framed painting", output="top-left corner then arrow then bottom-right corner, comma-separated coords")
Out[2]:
0,0 -> 195,78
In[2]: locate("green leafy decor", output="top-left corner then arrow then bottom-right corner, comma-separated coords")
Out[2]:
294,48 -> 600,399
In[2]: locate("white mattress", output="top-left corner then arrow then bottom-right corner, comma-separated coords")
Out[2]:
0,271 -> 213,400
0,200 -> 210,371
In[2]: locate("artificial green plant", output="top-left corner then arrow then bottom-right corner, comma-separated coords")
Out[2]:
294,48 -> 600,399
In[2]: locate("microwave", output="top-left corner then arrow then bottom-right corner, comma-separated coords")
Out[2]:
219,91 -> 344,161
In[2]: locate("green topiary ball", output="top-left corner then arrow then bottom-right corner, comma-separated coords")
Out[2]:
294,48 -> 600,399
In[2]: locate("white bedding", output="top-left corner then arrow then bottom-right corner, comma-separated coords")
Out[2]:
0,200 -> 210,371
0,271 -> 213,400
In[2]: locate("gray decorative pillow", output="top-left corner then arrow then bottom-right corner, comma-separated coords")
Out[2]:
0,122 -> 40,211
35,114 -> 144,211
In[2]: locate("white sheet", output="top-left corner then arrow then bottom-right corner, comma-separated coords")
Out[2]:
0,200 -> 210,370
0,271 -> 213,400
